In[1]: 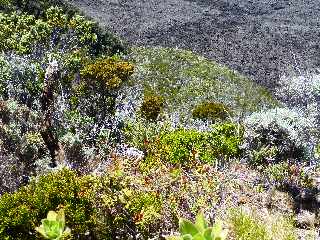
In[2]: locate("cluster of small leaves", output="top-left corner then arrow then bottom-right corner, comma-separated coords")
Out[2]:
0,167 -> 166,240
139,94 -> 165,121
0,168 -> 100,239
80,56 -> 134,91
264,162 -> 314,188
192,101 -> 231,122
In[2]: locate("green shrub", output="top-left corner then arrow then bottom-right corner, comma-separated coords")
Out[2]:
192,101 -> 230,122
80,56 -> 134,91
140,94 -> 165,121
78,56 -> 134,115
0,7 -> 98,54
143,122 -> 243,166
0,168 -> 100,239
0,168 -> 165,239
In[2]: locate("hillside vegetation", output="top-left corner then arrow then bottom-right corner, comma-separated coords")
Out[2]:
0,0 -> 319,239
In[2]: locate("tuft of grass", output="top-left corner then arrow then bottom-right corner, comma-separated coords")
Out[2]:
228,208 -> 297,240
126,47 -> 279,125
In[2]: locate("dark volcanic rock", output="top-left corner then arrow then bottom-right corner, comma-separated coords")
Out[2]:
69,0 -> 320,90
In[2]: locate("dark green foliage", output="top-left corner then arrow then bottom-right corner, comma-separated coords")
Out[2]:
0,7 -> 97,54
140,94 -> 164,121
1,0 -> 126,55
192,101 -> 230,122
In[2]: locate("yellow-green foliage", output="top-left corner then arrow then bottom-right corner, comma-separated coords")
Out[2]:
80,57 -> 134,91
140,94 -> 165,121
229,209 -> 297,240
0,168 -> 100,239
0,168 -> 164,239
0,7 -> 97,54
192,101 -> 230,122
143,123 -> 243,166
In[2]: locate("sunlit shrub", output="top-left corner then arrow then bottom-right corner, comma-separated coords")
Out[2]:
0,168 -> 100,239
142,122 -> 243,166
140,94 -> 164,121
80,57 -> 134,91
243,108 -> 314,166
192,101 -> 230,122
0,7 -> 98,54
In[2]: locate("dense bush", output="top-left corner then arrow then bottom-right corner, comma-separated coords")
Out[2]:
0,168 -> 100,239
0,7 -> 98,55
243,108 -> 314,166
0,0 -> 125,55
142,122 -> 243,166
0,100 -> 51,193
0,168 -> 164,239
192,101 -> 230,122
139,94 -> 164,121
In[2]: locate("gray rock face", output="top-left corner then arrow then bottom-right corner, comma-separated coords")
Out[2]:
69,0 -> 320,90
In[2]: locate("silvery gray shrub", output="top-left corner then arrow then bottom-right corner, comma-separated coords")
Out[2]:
243,107 -> 317,165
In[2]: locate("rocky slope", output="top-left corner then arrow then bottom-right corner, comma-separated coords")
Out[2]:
69,0 -> 320,90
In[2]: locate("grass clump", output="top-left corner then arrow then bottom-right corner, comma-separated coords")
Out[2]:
228,208 -> 297,240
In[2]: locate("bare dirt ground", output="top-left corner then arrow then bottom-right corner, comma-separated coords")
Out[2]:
69,0 -> 320,90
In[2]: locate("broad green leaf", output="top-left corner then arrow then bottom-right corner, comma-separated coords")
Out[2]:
193,232 -> 205,240
203,227 -> 213,240
47,211 -> 58,221
182,234 -> 193,240
179,219 -> 199,236
195,212 -> 208,232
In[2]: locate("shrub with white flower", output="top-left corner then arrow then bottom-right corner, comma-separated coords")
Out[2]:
243,107 -> 317,166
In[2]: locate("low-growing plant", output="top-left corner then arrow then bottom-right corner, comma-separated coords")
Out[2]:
35,209 -> 71,240
192,101 -> 231,122
228,208 -> 297,240
166,211 -> 228,240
